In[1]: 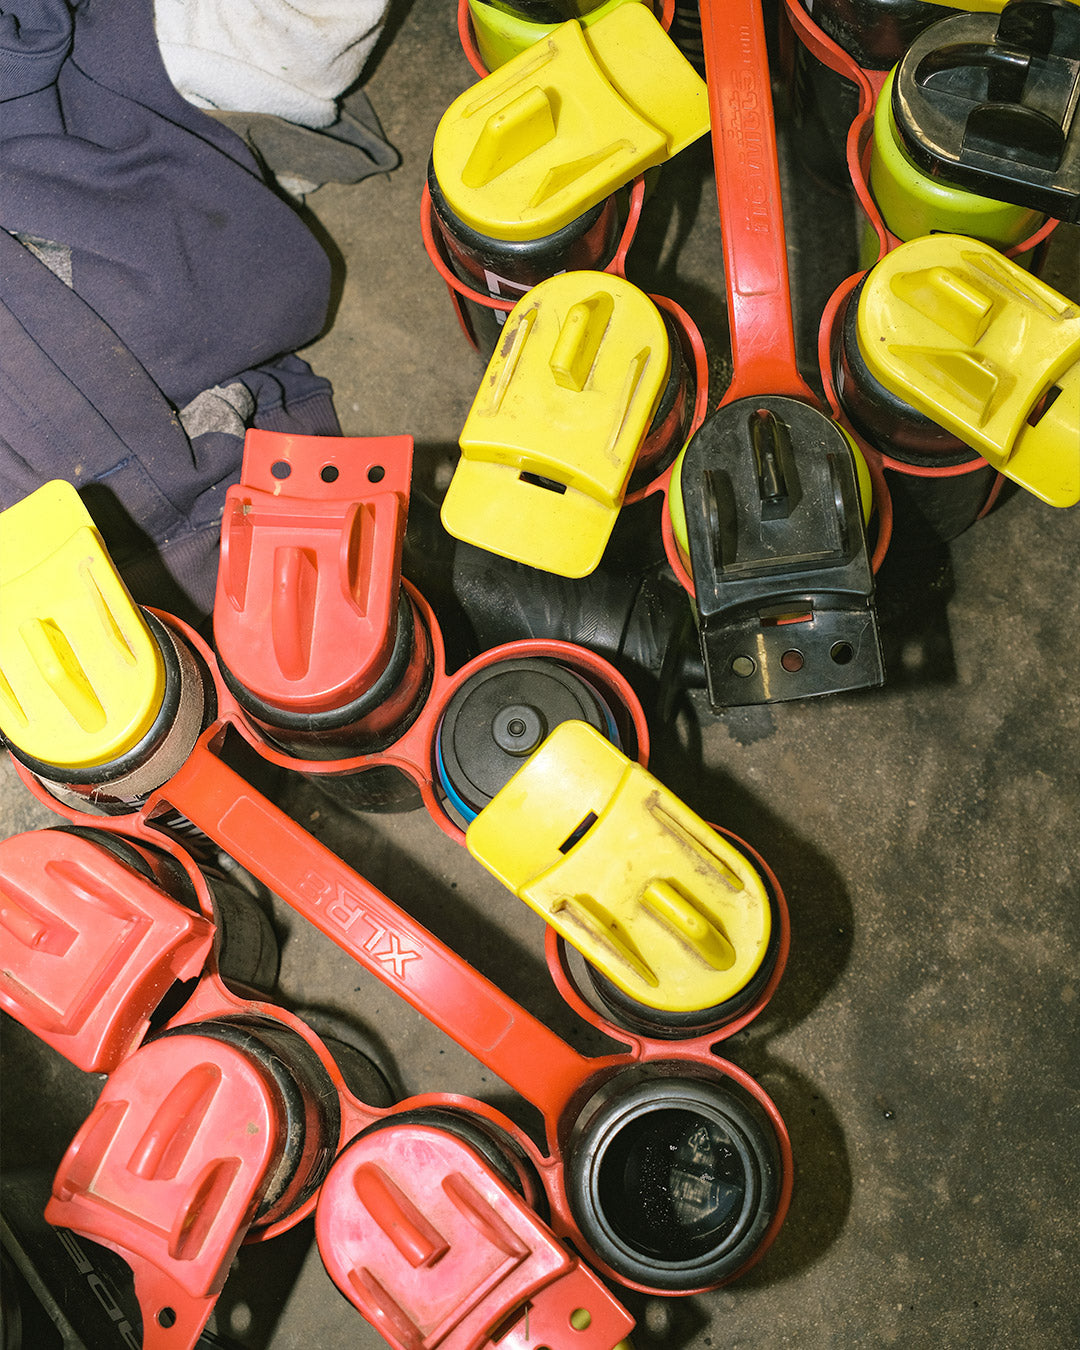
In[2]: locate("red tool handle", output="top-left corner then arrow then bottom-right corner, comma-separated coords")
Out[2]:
700,0 -> 815,405
155,741 -> 596,1123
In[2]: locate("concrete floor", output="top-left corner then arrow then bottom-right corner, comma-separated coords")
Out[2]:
3,2 -> 1079,1348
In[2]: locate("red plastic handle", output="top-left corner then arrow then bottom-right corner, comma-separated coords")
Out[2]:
317,1122 -> 634,1349
0,829 -> 214,1073
700,0 -> 814,404
214,430 -> 413,715
45,1033 -> 285,1350
155,742 -> 596,1123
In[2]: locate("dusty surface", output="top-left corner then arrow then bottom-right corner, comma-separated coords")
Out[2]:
2,3 -> 1078,1348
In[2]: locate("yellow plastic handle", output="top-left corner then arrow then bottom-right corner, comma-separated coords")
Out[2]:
466,721 -> 773,1014
0,481 -> 166,770
442,271 -> 670,577
857,235 -> 1080,507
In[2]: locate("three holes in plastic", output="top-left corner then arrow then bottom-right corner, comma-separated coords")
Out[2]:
732,643 -> 854,675
268,461 -> 386,483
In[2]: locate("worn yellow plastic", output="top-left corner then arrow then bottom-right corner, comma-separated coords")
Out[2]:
869,70 -> 1044,248
465,720 -> 773,1014
0,480 -> 166,770
466,0 -> 635,72
433,4 -> 709,241
665,424 -> 874,569
857,235 -> 1080,508
442,272 -> 671,576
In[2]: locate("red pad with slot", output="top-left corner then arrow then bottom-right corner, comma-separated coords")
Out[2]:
45,1033 -> 286,1347
316,1122 -> 635,1350
0,831 -> 214,1072
214,429 -> 413,714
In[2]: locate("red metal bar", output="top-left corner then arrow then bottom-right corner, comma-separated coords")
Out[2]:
154,740 -> 599,1123
700,0 -> 814,404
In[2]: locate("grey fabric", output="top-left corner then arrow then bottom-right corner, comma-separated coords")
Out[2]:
209,86 -> 399,193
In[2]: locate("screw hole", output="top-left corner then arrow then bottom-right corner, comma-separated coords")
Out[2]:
368,464 -> 385,483
270,460 -> 291,480
157,1308 -> 177,1329
830,641 -> 854,665
570,1308 -> 592,1330
731,656 -> 756,678
320,464 -> 340,483
780,649 -> 804,673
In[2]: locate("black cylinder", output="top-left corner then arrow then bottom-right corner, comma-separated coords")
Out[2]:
832,279 -> 997,545
790,39 -> 864,186
806,0 -> 963,69
427,159 -> 622,360
789,0 -> 964,187
434,656 -> 619,825
565,1066 -> 783,1290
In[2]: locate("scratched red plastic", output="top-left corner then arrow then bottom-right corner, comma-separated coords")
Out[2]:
159,745 -> 597,1121
316,1122 -> 635,1349
45,1031 -> 287,1350
8,601 -> 792,1304
0,830 -> 214,1072
215,430 -> 413,714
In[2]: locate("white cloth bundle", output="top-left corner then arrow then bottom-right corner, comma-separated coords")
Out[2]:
154,0 -> 389,128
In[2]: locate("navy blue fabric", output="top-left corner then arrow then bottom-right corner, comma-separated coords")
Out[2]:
0,0 -> 334,405
0,0 -> 342,622
0,230 -> 341,622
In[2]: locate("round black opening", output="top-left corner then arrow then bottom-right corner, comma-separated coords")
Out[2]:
270,460 -> 291,480
368,464 -> 385,483
320,464 -> 340,483
596,1107 -> 747,1262
831,641 -> 854,665
567,1072 -> 782,1290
